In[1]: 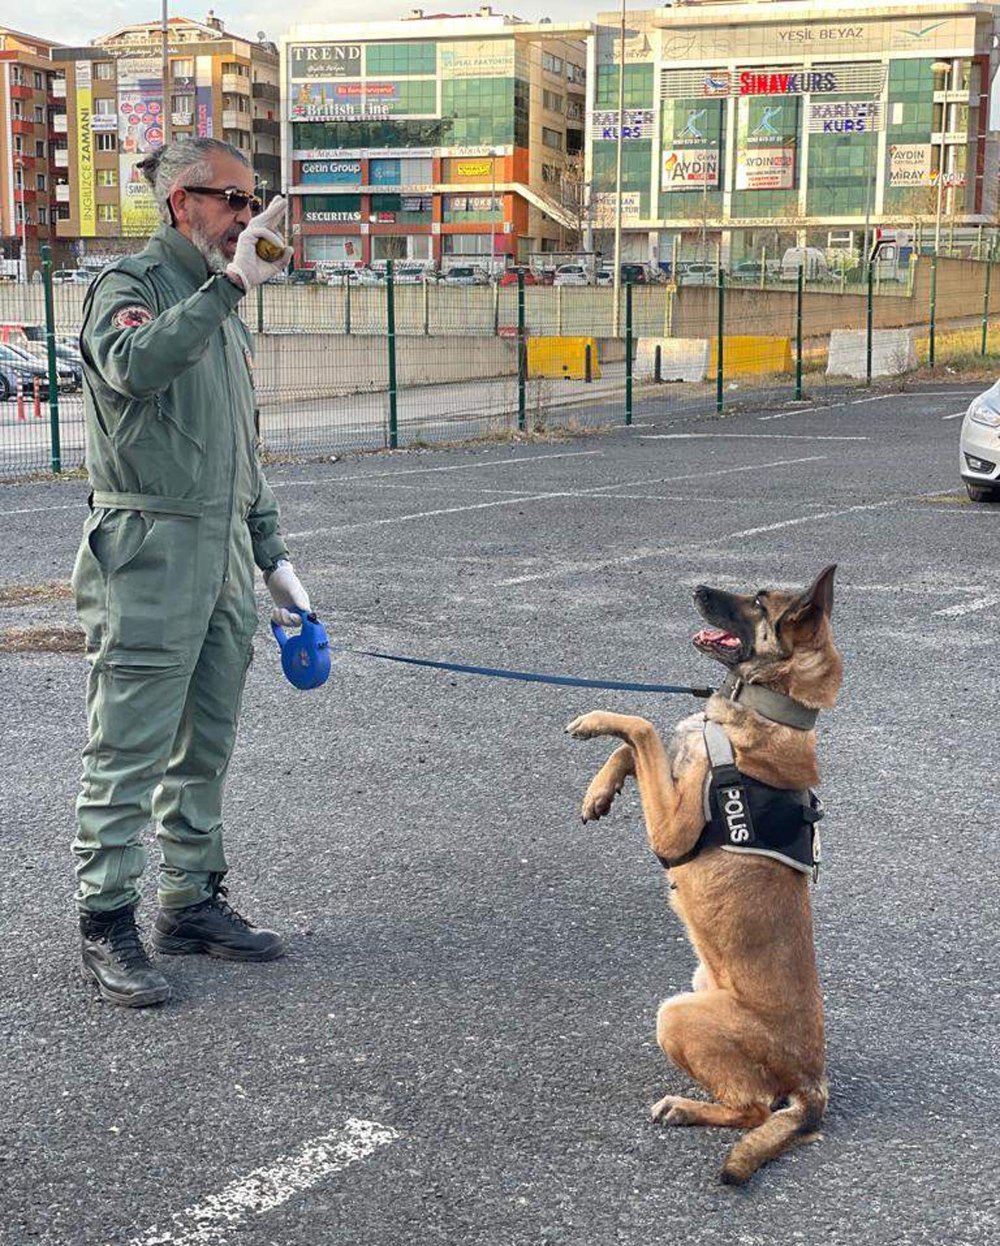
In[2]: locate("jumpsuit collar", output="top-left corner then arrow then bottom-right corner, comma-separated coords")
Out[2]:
152,224 -> 214,285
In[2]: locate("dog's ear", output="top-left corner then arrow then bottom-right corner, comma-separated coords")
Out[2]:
781,565 -> 837,632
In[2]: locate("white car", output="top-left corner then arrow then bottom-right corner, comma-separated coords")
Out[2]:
441,265 -> 490,286
959,380 -> 1000,502
553,263 -> 590,287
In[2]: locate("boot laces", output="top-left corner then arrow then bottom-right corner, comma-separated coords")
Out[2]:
210,884 -> 254,930
105,913 -> 153,973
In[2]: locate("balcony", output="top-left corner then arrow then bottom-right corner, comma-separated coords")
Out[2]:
252,81 -> 280,103
12,118 -> 35,136
55,183 -> 70,203
51,113 -> 67,134
51,77 -> 66,99
222,73 -> 250,94
253,117 -> 280,138
54,149 -> 69,168
222,110 -> 250,131
11,83 -> 33,100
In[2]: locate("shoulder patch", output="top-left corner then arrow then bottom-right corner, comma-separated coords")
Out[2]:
112,305 -> 153,330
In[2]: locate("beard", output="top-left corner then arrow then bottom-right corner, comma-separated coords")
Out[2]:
189,218 -> 244,273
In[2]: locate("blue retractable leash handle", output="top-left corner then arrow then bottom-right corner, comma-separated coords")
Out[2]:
271,611 -> 331,690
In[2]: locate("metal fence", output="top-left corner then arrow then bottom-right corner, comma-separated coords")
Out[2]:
2,246 -> 997,480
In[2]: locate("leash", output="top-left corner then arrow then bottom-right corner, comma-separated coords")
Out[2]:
335,646 -> 714,698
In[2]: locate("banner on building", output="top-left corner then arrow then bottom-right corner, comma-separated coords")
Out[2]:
289,44 -> 363,80
736,147 -> 796,190
661,148 -> 720,191
889,143 -> 934,186
591,109 -> 654,141
290,81 -> 391,121
75,61 -> 96,237
808,100 -> 881,134
299,160 -> 362,184
659,17 -> 975,62
302,194 -> 362,223
196,57 -> 213,138
119,153 -> 160,236
438,40 -> 511,78
593,191 -> 641,225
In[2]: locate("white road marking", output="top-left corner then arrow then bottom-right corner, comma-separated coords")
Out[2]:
711,497 -> 912,542
0,501 -> 81,516
287,456 -> 826,539
270,449 -> 602,487
126,1118 -> 398,1246
941,411 -> 966,420
934,592 -> 1000,617
757,407 -> 820,422
640,432 -> 868,442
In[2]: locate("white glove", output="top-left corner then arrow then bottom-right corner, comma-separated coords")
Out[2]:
267,560 -> 311,627
226,196 -> 292,291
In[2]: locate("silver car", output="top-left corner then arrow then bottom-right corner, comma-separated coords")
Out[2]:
959,380 -> 1000,502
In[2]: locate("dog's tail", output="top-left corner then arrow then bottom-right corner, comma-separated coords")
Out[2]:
720,1082 -> 828,1186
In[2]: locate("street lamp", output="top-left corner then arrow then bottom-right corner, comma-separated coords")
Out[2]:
489,146 -> 499,275
932,60 -> 952,254
14,157 -> 27,282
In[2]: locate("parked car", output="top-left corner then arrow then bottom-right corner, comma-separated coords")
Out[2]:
0,343 -> 76,400
678,261 -> 719,286
52,270 -> 79,285
553,263 -> 591,287
441,265 -> 490,286
287,268 -> 318,285
0,322 -> 46,350
394,265 -> 434,284
780,246 -> 829,281
959,379 -> 1000,502
499,266 -> 539,287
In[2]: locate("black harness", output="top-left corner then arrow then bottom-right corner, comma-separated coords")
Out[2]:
656,721 -> 823,882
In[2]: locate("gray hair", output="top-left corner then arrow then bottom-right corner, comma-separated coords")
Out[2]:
138,138 -> 251,224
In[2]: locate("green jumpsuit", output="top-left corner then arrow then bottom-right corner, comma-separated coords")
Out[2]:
72,225 -> 289,914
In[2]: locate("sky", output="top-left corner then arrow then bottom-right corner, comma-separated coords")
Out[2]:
16,3 -> 596,49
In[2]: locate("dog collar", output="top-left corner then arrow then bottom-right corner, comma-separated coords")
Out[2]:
718,672 -> 819,731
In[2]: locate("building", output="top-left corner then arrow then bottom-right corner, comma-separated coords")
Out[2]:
0,26 -> 71,277
52,12 -> 280,260
587,0 -> 1000,268
281,8 -> 588,269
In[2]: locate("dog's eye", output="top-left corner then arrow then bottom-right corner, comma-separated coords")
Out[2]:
754,594 -> 767,611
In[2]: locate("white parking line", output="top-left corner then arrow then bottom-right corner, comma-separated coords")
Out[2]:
126,1118 -> 398,1246
942,411 -> 966,420
934,592 -> 1000,617
640,432 -> 868,442
270,449 -> 602,487
0,501 -> 81,516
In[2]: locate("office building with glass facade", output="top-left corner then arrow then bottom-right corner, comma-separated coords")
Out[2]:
587,1 -> 1000,266
281,9 -> 587,268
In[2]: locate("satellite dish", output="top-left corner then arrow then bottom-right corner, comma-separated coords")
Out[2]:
257,30 -> 267,40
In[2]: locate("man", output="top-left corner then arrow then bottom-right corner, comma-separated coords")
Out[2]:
72,137 -> 312,1007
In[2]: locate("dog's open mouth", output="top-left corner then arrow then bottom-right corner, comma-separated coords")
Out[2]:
693,627 -> 743,660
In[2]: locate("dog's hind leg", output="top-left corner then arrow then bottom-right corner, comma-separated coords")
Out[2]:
581,744 -> 635,822
651,1094 -> 769,1129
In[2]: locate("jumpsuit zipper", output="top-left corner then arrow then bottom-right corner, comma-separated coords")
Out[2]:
219,325 -> 239,586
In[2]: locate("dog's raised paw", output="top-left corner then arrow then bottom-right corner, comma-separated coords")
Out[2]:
565,713 -> 606,740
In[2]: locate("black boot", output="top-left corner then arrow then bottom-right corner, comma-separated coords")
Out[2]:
80,905 -> 171,1008
152,882 -> 284,962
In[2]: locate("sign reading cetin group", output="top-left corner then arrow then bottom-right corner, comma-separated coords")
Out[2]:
289,44 -> 363,79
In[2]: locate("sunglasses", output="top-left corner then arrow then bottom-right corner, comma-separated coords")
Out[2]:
181,186 -> 264,214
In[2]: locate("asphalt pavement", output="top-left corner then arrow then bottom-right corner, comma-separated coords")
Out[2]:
1,384 -> 997,1245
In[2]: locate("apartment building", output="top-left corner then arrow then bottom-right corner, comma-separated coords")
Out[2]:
52,12 -> 280,257
281,7 -> 588,268
0,26 -> 71,277
587,0 -> 1000,265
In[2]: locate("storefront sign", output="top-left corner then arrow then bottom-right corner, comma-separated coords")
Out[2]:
401,195 -> 433,212
659,17 -> 975,62
300,160 -> 362,184
661,148 -> 720,191
195,56 -> 213,138
438,40 -> 512,79
291,83 -> 390,121
119,153 -> 160,235
808,100 -> 881,134
289,44 -> 363,79
90,115 -> 118,132
302,194 -> 362,223
739,70 -> 837,96
593,191 -> 641,225
889,143 -> 933,186
75,61 -> 96,237
591,109 -> 654,141
454,160 -> 494,178
736,146 -> 795,190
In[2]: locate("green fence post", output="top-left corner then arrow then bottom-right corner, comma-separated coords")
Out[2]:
716,266 -> 725,414
795,263 -> 804,401
386,259 -> 398,449
624,275 -> 633,426
256,283 -> 264,334
345,276 -> 351,335
981,259 -> 992,357
493,278 -> 500,337
423,275 -> 430,336
41,244 -> 61,474
517,268 -> 526,432
866,260 -> 874,387
929,253 -> 938,368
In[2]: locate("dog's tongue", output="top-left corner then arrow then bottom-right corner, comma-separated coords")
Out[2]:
694,627 -> 741,650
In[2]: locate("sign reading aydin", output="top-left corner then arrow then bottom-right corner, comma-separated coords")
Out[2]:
889,143 -> 933,187
662,148 -> 720,191
736,147 -> 795,190
808,100 -> 881,134
290,44 -> 363,79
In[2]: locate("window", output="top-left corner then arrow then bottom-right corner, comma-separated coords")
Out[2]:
97,169 -> 118,187
98,203 -> 118,223
36,140 -> 45,158
94,98 -> 116,116
566,63 -> 585,85
94,62 -> 114,80
34,105 -> 44,123
33,71 -> 43,90
95,133 -> 117,152
542,53 -> 563,76
542,126 -> 563,151
36,173 -> 46,191
365,42 -> 436,77
13,100 -> 22,119
15,167 -> 23,189
11,66 -> 23,85
14,135 -> 23,154
173,58 -> 194,78
38,205 -> 48,224
543,89 -> 564,114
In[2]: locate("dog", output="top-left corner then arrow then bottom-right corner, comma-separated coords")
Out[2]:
566,565 -> 841,1185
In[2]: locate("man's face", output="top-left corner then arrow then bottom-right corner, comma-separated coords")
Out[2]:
171,152 -> 257,270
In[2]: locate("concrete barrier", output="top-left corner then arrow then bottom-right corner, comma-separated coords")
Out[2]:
635,337 -> 709,382
527,336 -> 601,380
709,336 -> 793,377
826,328 -> 917,378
